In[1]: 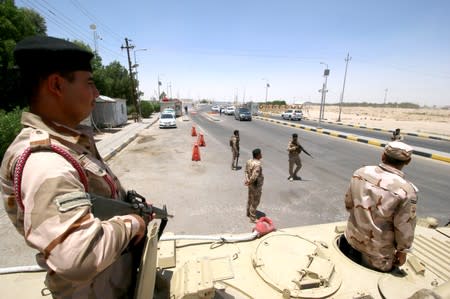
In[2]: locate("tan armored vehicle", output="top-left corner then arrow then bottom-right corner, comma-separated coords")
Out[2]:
1,215 -> 449,298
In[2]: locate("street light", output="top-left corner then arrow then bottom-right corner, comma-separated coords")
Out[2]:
133,48 -> 147,65
132,49 -> 147,117
338,53 -> 351,122
262,78 -> 270,103
318,62 -> 330,126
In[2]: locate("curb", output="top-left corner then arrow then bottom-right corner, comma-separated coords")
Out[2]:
259,112 -> 450,142
102,117 -> 159,162
255,116 -> 450,163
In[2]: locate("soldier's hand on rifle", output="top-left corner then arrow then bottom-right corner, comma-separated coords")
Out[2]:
114,214 -> 146,245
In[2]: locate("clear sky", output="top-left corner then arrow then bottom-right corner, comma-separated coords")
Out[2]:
17,0 -> 450,106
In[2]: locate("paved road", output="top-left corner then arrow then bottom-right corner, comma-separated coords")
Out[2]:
265,115 -> 450,153
2,111 -> 447,269
193,111 -> 450,226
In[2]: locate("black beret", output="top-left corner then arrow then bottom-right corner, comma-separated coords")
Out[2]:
14,35 -> 93,73
292,133 -> 298,138
252,148 -> 261,156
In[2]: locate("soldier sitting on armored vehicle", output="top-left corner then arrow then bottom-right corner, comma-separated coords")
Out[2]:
340,141 -> 418,272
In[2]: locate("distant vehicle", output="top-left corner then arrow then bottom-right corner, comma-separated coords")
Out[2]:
243,102 -> 259,116
211,105 -> 220,112
234,107 -> 252,121
159,113 -> 177,128
162,108 -> 175,116
281,109 -> 303,120
225,106 -> 235,115
160,99 -> 182,117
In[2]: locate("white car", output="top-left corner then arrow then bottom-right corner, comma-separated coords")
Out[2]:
281,109 -> 303,121
159,113 -> 177,128
211,105 -> 220,112
225,106 -> 235,115
162,108 -> 176,116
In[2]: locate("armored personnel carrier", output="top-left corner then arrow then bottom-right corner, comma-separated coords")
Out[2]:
1,216 -> 449,298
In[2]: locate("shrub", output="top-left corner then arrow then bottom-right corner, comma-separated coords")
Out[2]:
140,101 -> 153,118
0,108 -> 24,161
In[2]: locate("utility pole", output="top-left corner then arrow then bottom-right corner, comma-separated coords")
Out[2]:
121,38 -> 139,120
338,53 -> 351,122
384,88 -> 388,105
318,62 -> 330,127
157,75 -> 162,100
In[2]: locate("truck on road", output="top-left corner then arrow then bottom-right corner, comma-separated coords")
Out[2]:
160,98 -> 183,117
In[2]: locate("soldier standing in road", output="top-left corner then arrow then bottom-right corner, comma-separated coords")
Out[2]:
287,133 -> 311,181
230,130 -> 240,170
340,141 -> 418,272
244,148 -> 264,222
391,128 -> 404,141
0,36 -> 147,298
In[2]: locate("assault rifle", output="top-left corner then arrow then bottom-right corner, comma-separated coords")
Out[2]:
300,145 -> 313,159
90,190 -> 173,239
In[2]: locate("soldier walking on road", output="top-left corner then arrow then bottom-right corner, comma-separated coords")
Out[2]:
244,148 -> 264,222
230,130 -> 240,170
287,133 -> 311,181
0,36 -> 147,298
340,141 -> 418,272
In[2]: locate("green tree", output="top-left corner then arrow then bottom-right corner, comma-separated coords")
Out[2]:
97,61 -> 133,102
0,1 -> 47,111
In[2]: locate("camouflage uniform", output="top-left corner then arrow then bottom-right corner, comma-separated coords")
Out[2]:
287,138 -> 302,179
0,112 -> 142,298
391,129 -> 404,141
230,135 -> 240,169
244,158 -> 264,221
344,162 -> 418,272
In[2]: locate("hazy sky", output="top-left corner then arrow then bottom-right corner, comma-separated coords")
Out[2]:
17,0 -> 450,106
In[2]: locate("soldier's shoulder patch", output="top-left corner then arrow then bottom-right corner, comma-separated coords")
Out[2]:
55,191 -> 91,212
29,129 -> 51,148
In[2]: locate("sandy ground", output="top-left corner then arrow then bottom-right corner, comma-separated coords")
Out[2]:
264,105 -> 450,138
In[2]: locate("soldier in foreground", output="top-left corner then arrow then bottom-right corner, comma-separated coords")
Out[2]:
287,133 -> 312,181
340,141 -> 418,272
230,129 -> 240,170
0,36 -> 147,298
244,148 -> 264,222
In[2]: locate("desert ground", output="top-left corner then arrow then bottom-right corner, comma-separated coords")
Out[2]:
264,105 -> 450,138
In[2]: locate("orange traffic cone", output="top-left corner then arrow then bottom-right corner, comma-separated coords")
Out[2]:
192,143 -> 201,161
198,133 -> 206,147
191,126 -> 197,137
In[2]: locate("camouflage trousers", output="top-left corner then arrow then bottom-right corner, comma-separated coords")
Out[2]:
232,150 -> 239,169
288,156 -> 302,177
361,252 -> 395,272
247,185 -> 262,220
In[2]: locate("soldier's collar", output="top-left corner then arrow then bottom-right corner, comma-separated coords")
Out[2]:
21,112 -> 92,143
379,163 -> 405,178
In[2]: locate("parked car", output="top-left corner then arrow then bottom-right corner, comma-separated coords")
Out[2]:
234,107 -> 252,121
281,109 -> 303,120
162,108 -> 176,117
225,106 -> 235,115
211,105 -> 220,112
159,113 -> 177,128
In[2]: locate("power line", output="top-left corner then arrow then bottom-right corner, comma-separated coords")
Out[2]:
38,0 -> 124,58
70,0 -> 124,43
19,0 -> 125,61
21,0 -> 91,43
